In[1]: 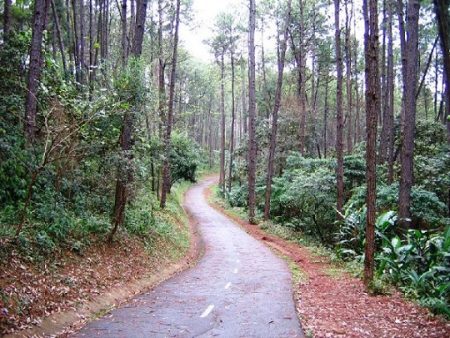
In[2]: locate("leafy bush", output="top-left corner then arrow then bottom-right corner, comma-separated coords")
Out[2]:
270,166 -> 336,242
336,208 -> 450,317
170,132 -> 201,185
377,227 -> 450,317
336,210 -> 397,260
346,184 -> 449,228
227,184 -> 248,208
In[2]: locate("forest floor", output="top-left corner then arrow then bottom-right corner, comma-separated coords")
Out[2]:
206,185 -> 450,338
0,183 -> 203,337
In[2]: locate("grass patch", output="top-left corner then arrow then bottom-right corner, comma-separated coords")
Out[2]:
323,267 -> 345,279
287,256 -> 308,285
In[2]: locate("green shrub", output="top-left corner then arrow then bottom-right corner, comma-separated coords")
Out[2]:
347,184 -> 449,228
377,227 -> 450,317
270,166 -> 336,242
226,184 -> 248,208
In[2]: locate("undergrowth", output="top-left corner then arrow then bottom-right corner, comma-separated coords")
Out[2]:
213,183 -> 449,319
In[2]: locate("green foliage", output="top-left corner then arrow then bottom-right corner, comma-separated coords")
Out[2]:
270,166 -> 336,242
347,184 -> 449,228
336,210 -> 397,260
336,208 -> 450,317
0,31 -> 31,205
169,132 -> 201,184
377,227 -> 450,317
413,120 -> 448,156
227,184 -> 248,208
0,37 -> 201,260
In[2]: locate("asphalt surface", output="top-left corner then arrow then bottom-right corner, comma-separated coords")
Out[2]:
73,178 -> 304,338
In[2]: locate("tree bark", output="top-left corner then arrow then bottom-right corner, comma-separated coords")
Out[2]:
264,0 -> 291,220
353,12 -> 362,145
335,0 -> 345,218
79,0 -> 85,84
248,0 -> 257,224
291,0 -> 307,155
228,48 -> 236,193
25,0 -> 51,143
386,0 -> 395,184
345,0 -> 353,153
3,0 -> 12,41
219,52 -> 226,194
121,0 -> 127,66
109,0 -> 148,241
398,0 -> 420,229
416,37 -> 438,101
89,0 -> 94,96
51,0 -> 68,75
160,0 -> 180,208
157,0 -> 166,138
71,0 -> 81,83
363,0 -> 380,287
128,0 -> 135,54
379,0 -> 395,178
323,73 -> 329,158
434,0 -> 450,142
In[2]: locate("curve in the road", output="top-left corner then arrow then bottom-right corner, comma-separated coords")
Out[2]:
73,178 -> 304,338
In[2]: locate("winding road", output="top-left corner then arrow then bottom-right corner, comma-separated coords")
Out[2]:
73,178 -> 304,337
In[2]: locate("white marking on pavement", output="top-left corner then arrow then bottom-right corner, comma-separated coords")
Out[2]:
224,282 -> 231,289
200,304 -> 214,318
233,268 -> 239,274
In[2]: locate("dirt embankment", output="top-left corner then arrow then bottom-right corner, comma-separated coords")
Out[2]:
1,192 -> 204,338
206,186 -> 450,338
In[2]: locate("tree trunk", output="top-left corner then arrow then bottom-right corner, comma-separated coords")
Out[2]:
264,0 -> 291,220
416,37 -> 438,101
295,0 -> 307,155
121,0 -> 127,66
323,74 -> 329,158
79,0 -> 85,84
65,0 -> 75,77
241,58 -> 247,136
353,13 -> 362,145
219,52 -> 226,194
128,0 -> 135,52
335,0 -> 345,217
51,0 -> 68,75
3,0 -> 12,41
345,0 -> 353,153
160,0 -> 180,208
434,0 -> 450,142
89,0 -> 94,97
379,0 -> 394,168
386,0 -> 395,184
25,0 -> 50,143
434,46 -> 439,119
398,0 -> 420,229
363,0 -> 380,287
71,0 -> 81,83
228,49 -> 236,193
157,0 -> 166,138
248,0 -> 257,224
109,0 -> 148,242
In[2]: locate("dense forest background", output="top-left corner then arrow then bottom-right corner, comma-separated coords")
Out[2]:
0,0 -> 449,327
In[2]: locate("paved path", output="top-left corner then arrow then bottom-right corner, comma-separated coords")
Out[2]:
73,178 -> 304,337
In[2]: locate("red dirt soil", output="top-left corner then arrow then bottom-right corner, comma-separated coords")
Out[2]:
0,209 -> 203,337
0,237 -> 164,334
206,187 -> 450,338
